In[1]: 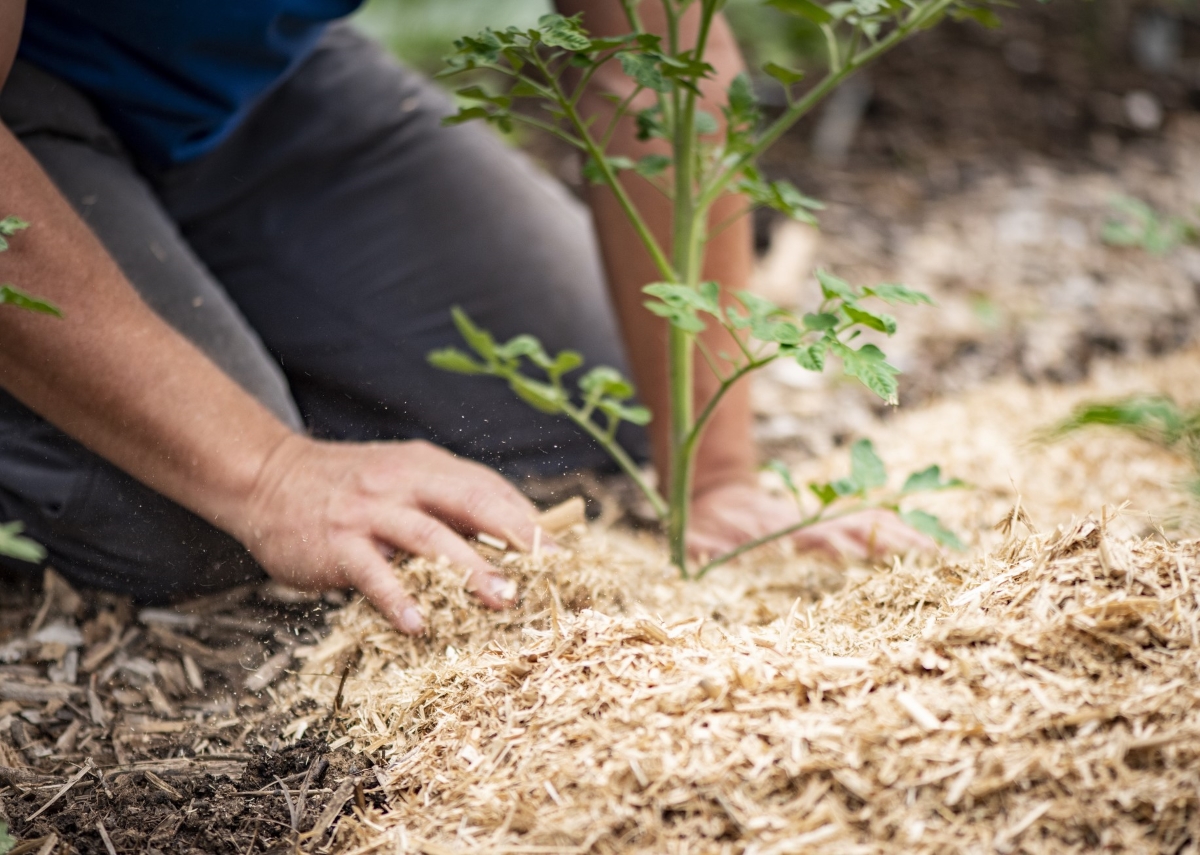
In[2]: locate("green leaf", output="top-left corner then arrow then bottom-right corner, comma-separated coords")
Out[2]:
765,459 -> 800,500
537,13 -> 592,51
809,481 -> 839,506
455,85 -> 512,109
901,465 -> 966,494
509,374 -> 565,413
443,106 -> 493,127
0,216 -> 29,251
618,51 -> 669,93
579,366 -> 635,401
643,282 -> 721,333
450,306 -> 497,361
694,110 -> 719,136
902,468 -> 964,494
548,350 -> 584,379
762,61 -> 805,86
794,341 -> 827,371
816,268 -> 857,301
864,283 -> 935,306
582,155 -> 635,184
951,6 -> 1002,28
834,341 -> 899,404
0,521 -> 45,563
849,438 -> 887,490
495,334 -> 550,364
725,73 -> 758,123
766,0 -> 834,24
635,154 -> 672,177
635,106 -> 667,141
0,285 -> 62,317
428,347 -> 487,375
737,175 -> 823,224
803,312 -> 839,331
845,304 -> 898,335
900,509 -> 965,550
598,399 -> 652,426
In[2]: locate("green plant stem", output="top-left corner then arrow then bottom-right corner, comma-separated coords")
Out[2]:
532,53 -> 676,281
694,508 -> 828,579
699,0 -> 955,210
561,402 -> 669,519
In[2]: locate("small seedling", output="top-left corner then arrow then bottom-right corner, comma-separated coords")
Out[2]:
1101,195 -> 1196,256
0,215 -> 57,563
430,0 -> 979,576
0,821 -> 14,855
1048,396 -> 1200,502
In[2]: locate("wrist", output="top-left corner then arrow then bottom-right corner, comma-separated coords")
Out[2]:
226,430 -> 311,548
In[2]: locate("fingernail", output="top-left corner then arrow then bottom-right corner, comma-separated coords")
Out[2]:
487,576 -> 519,606
399,606 -> 425,636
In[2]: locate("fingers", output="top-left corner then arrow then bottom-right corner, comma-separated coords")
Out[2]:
415,459 -> 541,552
374,509 -> 518,611
345,542 -> 427,636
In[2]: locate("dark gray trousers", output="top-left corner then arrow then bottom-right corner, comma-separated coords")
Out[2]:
0,26 -> 644,601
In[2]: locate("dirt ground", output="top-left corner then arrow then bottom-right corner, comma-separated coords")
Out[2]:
2,1 -> 1200,851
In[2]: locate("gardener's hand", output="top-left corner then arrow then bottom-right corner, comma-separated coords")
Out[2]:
238,436 -> 539,636
687,482 -> 934,564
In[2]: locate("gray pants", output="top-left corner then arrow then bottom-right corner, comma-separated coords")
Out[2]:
0,26 -> 644,601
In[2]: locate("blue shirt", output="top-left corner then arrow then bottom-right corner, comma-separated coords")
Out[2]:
19,0 -> 365,165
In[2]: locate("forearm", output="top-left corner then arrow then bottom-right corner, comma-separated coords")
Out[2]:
0,124 -> 294,537
565,4 -> 757,492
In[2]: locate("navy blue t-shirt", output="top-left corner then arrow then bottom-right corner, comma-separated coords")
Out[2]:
18,0 -> 365,165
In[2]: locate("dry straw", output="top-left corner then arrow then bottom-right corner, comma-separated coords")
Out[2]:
286,350 -> 1200,853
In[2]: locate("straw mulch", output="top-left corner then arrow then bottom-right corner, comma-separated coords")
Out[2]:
288,350 -> 1200,854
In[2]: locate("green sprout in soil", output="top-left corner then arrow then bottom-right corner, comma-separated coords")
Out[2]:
1101,195 -> 1197,256
1048,396 -> 1200,503
429,0 -> 986,576
0,215 -> 59,564
0,820 -> 14,855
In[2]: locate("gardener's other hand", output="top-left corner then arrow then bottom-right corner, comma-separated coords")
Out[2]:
687,482 -> 934,564
238,436 -> 539,636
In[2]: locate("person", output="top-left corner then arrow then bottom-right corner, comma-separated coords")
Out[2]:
0,0 -> 927,635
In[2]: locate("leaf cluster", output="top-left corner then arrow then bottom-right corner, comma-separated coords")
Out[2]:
642,271 -> 932,405
771,439 -> 964,549
1049,396 -> 1200,501
1101,196 -> 1197,257
429,307 -> 650,436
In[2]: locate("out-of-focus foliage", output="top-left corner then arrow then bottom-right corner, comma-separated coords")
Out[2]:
353,0 -> 823,76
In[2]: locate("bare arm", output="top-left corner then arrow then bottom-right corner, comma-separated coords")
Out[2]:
555,0 -> 756,495
0,7 -> 534,631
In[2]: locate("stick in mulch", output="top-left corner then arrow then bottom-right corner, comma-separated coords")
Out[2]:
96,821 -> 117,855
26,759 -> 94,821
301,776 -> 358,851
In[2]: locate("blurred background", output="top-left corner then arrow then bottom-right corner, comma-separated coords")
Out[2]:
354,0 -> 1200,458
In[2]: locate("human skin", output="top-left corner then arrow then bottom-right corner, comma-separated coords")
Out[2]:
0,0 -> 926,636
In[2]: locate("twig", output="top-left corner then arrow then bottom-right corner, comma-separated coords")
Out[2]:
96,821 -> 117,855
27,758 -> 93,821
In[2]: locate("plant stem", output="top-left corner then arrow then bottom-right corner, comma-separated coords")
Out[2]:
562,402 -> 669,520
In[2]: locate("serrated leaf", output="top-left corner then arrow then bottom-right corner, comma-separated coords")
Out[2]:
0,521 -> 45,563
795,341 -> 827,371
537,13 -> 592,51
809,482 -> 839,506
816,268 -> 856,301
548,350 -> 584,378
845,304 -> 898,335
579,366 -> 635,401
901,464 -> 966,494
0,286 -> 62,317
835,341 -> 899,404
726,73 -> 758,123
864,283 -> 934,306
635,106 -> 666,141
450,306 -> 497,361
635,154 -> 672,177
0,216 -> 29,239
618,51 -> 669,92
644,299 -> 706,332
766,0 -> 834,23
598,399 -> 652,426
509,374 -> 565,413
427,347 -> 487,375
803,312 -> 839,331
900,509 -> 965,550
763,61 -> 805,86
849,438 -> 887,490
694,110 -> 719,135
